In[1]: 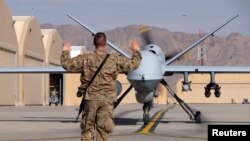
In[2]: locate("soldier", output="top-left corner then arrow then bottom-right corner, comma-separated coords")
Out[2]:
61,32 -> 141,141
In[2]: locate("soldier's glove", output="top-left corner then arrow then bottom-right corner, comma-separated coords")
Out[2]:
76,87 -> 85,97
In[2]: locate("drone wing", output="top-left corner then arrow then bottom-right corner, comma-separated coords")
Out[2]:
0,67 -> 68,73
164,65 -> 250,74
164,15 -> 239,65
67,13 -> 131,59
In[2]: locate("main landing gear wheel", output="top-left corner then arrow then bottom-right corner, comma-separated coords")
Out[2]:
161,79 -> 202,123
194,111 -> 201,123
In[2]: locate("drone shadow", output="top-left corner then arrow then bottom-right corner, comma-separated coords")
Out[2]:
114,117 -> 139,125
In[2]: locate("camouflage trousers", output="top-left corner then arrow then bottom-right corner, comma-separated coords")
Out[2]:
81,100 -> 114,141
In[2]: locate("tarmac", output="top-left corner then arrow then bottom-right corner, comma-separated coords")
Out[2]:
0,103 -> 250,141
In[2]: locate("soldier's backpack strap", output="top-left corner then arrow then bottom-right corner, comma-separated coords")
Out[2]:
75,53 -> 110,122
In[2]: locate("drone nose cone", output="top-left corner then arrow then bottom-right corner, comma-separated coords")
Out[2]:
127,51 -> 164,80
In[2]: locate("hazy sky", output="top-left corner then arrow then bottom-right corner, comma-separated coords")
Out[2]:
5,0 -> 250,36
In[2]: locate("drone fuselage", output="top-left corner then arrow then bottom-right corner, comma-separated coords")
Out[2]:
127,44 -> 165,103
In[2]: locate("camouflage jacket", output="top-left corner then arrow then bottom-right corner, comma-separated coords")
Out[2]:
61,50 -> 141,102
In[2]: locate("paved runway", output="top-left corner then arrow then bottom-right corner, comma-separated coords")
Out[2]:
0,104 -> 250,141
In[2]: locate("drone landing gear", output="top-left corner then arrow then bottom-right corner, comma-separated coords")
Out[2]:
114,85 -> 133,109
143,101 -> 153,125
161,79 -> 201,123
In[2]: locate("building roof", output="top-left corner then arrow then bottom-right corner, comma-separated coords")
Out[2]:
13,16 -> 45,63
0,0 -> 18,51
41,29 -> 62,66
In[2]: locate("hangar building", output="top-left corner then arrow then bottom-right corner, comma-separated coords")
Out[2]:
0,0 -> 62,106
0,0 -> 18,106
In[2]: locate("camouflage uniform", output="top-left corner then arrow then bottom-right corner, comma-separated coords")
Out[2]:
61,50 -> 141,141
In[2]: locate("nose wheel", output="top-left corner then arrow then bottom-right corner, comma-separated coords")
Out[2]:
143,103 -> 151,125
143,113 -> 150,125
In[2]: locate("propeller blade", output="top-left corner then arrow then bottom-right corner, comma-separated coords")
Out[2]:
138,26 -> 153,45
165,52 -> 177,60
165,49 -> 190,61
165,51 -> 179,60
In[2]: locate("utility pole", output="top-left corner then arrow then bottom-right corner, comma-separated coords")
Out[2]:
197,29 -> 207,66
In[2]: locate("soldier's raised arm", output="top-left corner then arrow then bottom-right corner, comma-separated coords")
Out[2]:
60,42 -> 84,72
116,39 -> 142,73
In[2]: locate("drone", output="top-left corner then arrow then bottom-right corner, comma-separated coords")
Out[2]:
1,14 -> 248,125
